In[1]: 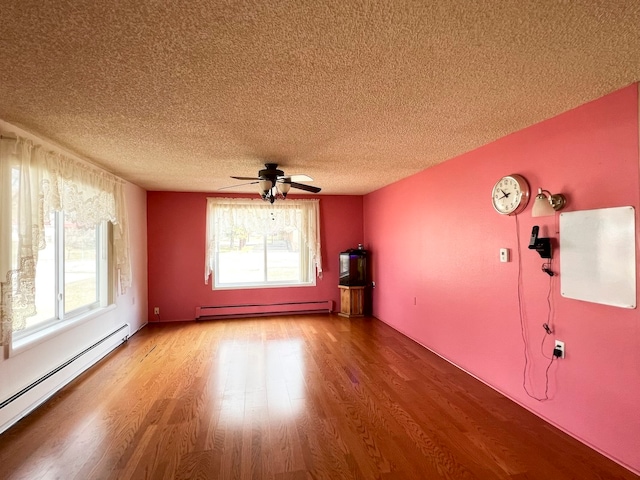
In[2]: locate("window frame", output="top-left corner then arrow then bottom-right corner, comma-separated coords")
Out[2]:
206,198 -> 322,290
213,225 -> 316,290
11,214 -> 110,344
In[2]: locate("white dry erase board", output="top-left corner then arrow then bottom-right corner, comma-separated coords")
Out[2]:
559,206 -> 636,308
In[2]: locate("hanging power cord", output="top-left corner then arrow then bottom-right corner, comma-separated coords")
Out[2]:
541,212 -> 560,361
515,216 -> 555,402
541,263 -> 555,359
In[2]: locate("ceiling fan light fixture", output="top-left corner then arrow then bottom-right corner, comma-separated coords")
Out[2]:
259,179 -> 272,193
279,181 -> 291,198
227,163 -> 320,201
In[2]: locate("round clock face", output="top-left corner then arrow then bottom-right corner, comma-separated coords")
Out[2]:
491,174 -> 530,215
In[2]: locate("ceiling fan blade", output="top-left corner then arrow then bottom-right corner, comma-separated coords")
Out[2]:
288,181 -> 321,193
281,174 -> 313,182
218,181 -> 259,191
231,176 -> 261,181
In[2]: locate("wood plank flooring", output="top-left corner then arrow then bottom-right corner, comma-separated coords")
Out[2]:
0,315 -> 636,479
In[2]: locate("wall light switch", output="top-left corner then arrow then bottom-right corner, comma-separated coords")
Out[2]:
499,248 -> 510,263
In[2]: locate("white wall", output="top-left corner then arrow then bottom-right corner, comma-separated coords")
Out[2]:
0,120 -> 148,429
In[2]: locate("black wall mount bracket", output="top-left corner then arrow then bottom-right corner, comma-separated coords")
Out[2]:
528,226 -> 552,259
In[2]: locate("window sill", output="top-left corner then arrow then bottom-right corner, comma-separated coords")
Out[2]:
213,281 -> 316,290
10,304 -> 117,357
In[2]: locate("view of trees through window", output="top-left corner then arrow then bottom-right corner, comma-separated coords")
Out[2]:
217,225 -> 303,286
63,217 -> 98,313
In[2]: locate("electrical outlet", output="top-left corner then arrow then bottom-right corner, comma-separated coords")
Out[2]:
554,340 -> 565,359
154,307 -> 160,315
499,248 -> 510,262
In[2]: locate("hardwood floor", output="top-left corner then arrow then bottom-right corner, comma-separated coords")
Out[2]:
0,315 -> 636,479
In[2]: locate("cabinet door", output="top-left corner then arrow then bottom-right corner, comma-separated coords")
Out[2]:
340,288 -> 351,315
339,287 -> 364,317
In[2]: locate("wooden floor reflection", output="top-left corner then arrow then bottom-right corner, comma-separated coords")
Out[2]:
0,315 -> 636,479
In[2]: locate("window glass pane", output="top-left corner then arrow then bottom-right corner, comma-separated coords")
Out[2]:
64,216 -> 98,313
266,227 -> 301,282
218,229 -> 265,284
27,212 -> 57,329
215,214 -> 308,287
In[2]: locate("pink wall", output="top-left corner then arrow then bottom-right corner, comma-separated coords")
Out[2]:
147,193 -> 363,322
363,84 -> 640,474
117,182 -> 148,334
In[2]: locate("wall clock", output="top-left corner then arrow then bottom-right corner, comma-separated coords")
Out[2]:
491,174 -> 530,215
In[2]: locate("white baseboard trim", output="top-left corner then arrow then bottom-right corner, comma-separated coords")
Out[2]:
0,323 -> 130,435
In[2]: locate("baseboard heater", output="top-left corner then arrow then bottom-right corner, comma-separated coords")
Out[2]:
195,300 -> 333,320
0,323 -> 130,434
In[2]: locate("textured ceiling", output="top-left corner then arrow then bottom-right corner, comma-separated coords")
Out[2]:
1,1 -> 640,195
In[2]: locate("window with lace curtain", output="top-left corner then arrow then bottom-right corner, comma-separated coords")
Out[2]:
12,202 -> 108,339
0,135 -> 130,351
205,197 -> 323,289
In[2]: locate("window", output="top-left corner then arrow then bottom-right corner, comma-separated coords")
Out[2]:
0,135 -> 130,350
205,198 -> 322,289
15,212 -> 107,339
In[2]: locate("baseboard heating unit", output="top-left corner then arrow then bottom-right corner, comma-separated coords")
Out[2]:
195,300 -> 333,320
0,323 -> 130,435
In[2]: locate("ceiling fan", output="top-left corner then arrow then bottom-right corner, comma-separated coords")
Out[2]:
222,163 -> 321,203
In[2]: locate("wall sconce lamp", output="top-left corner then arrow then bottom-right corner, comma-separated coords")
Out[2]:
532,188 -> 567,217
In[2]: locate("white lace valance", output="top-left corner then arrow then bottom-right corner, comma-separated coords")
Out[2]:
0,135 -> 130,346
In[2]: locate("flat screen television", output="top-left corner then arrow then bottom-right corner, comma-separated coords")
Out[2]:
339,249 -> 367,286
